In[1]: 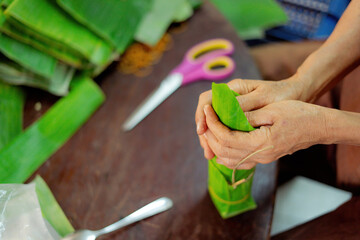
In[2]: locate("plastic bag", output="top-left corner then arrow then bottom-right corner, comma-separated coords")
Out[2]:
0,183 -> 56,240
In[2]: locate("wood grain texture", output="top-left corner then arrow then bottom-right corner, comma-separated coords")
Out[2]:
23,2 -> 277,239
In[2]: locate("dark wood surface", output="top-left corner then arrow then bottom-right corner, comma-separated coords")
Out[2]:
272,196 -> 360,240
24,2 -> 277,240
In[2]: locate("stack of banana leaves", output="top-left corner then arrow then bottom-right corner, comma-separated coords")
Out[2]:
0,0 -> 200,184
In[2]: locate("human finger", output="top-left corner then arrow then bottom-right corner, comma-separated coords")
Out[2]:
244,108 -> 275,128
199,135 -> 215,160
227,79 -> 258,95
204,129 -> 250,160
195,90 -> 212,135
236,91 -> 266,112
216,157 -> 257,169
204,104 -> 254,149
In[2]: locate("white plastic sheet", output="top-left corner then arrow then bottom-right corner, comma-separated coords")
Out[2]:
0,183 -> 56,240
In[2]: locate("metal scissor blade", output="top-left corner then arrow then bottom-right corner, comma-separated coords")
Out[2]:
122,73 -> 183,131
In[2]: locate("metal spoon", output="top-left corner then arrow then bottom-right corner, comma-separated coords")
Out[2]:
63,197 -> 173,240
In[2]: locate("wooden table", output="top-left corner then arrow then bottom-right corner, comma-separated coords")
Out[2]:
24,2 -> 277,239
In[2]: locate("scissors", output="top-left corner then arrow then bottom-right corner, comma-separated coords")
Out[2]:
122,38 -> 235,131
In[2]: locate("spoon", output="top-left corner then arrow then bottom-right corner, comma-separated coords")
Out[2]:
63,197 -> 173,240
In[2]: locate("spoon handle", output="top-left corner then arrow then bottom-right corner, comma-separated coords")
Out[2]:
95,197 -> 173,236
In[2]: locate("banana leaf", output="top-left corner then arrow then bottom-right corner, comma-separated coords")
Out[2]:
210,0 -> 287,39
0,75 -> 105,183
1,0 -> 13,7
173,0 -> 194,23
57,0 -> 151,54
33,176 -> 74,237
0,80 -> 24,149
0,34 -> 75,95
135,0 -> 185,46
188,0 -> 202,9
208,83 -> 256,219
0,10 -> 89,68
4,0 -> 114,68
0,56 -> 74,96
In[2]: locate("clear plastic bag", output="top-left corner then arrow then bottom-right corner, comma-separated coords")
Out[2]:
0,183 -> 56,240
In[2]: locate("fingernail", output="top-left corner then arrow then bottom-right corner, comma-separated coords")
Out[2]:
203,132 -> 208,139
204,105 -> 209,116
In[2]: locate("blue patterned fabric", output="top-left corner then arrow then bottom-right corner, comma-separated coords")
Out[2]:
266,0 -> 350,41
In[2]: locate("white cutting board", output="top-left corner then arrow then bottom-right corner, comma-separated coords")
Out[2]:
271,176 -> 352,236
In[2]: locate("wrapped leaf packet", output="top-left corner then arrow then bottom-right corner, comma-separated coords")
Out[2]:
208,83 -> 256,218
0,33 -> 74,95
57,0 -> 151,54
3,0 -> 114,68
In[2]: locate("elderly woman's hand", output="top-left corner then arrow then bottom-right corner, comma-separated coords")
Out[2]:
195,77 -> 305,160
201,100 -> 330,169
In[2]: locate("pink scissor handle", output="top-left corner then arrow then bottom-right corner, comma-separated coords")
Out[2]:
171,39 -> 235,85
180,56 -> 235,85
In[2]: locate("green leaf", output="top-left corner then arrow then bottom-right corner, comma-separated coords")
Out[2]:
209,0 -> 288,39
188,0 -> 202,9
212,83 -> 255,132
57,0 -> 151,54
208,83 -> 256,218
0,33 -> 75,95
135,0 -> 184,46
0,55 -> 74,96
173,0 -> 193,22
33,176 -> 75,237
0,33 -> 56,78
0,75 -> 105,183
0,80 -> 24,149
4,0 -> 114,67
1,0 -> 14,7
0,10 -> 89,68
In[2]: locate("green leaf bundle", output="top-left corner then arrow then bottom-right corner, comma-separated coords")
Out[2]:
57,0 -> 151,54
33,176 -> 74,237
0,75 -> 105,183
208,83 -> 256,218
0,33 -> 74,95
3,0 -> 114,68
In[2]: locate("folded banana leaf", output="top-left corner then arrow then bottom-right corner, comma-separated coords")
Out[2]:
57,0 -> 151,54
0,75 -> 105,183
0,56 -> 74,96
208,83 -> 256,219
0,10 -> 89,69
0,33 -> 74,95
4,0 -> 114,68
33,176 -> 74,237
135,0 -> 186,46
0,80 -> 24,149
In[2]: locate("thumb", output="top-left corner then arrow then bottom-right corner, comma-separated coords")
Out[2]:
244,109 -> 274,128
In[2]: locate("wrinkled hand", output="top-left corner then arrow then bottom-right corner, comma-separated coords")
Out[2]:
201,100 -> 328,169
195,78 -> 304,160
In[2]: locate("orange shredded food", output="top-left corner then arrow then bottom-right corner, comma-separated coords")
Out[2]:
118,33 -> 173,77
